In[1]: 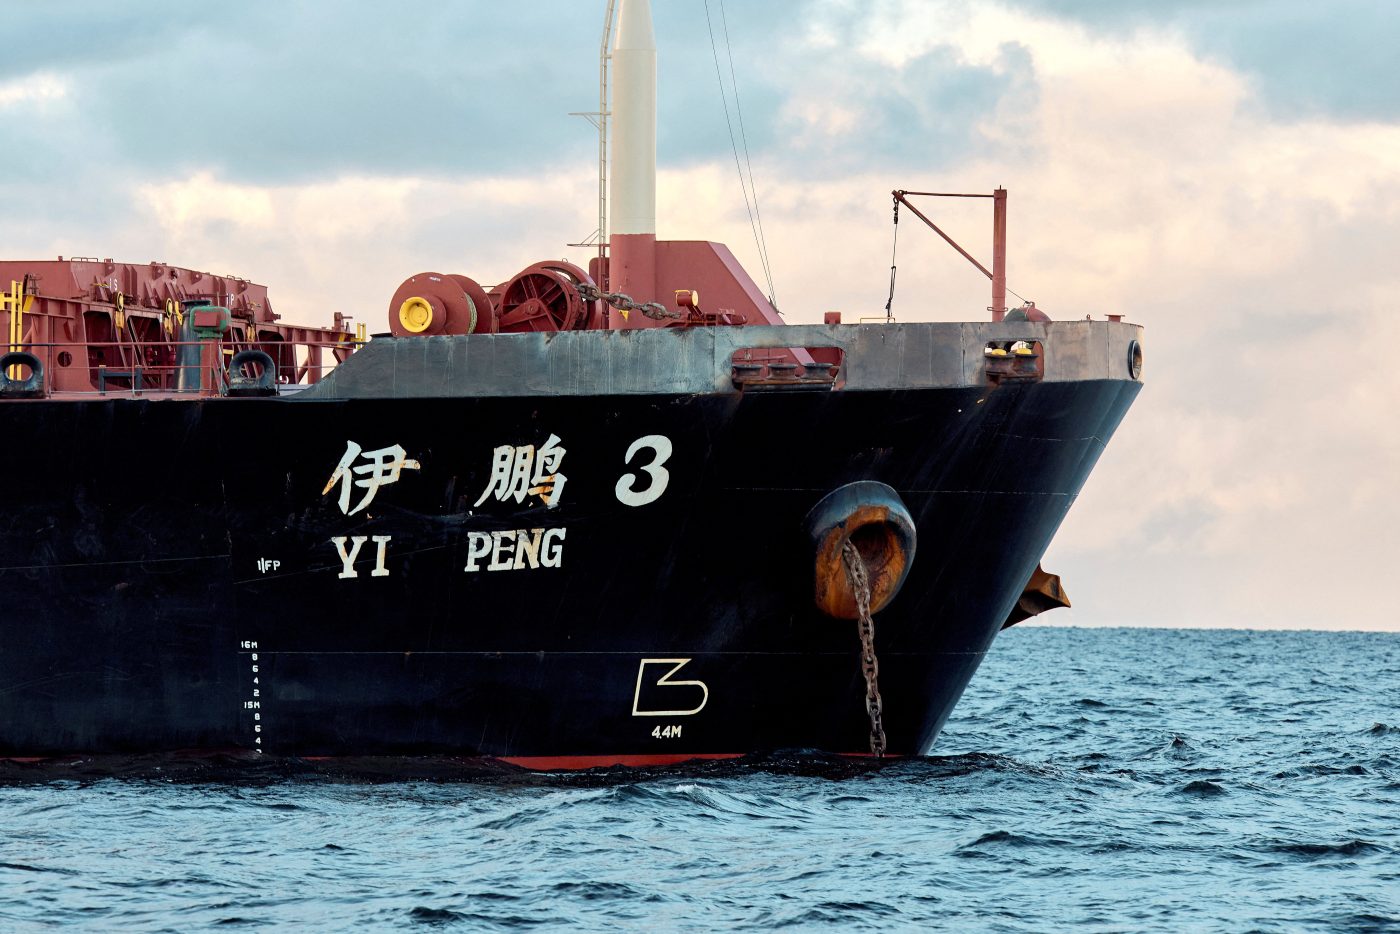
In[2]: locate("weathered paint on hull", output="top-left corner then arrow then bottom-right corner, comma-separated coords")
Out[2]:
0,373 -> 1137,766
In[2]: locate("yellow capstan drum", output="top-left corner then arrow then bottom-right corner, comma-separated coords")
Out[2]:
388,272 -> 497,337
804,481 -> 917,619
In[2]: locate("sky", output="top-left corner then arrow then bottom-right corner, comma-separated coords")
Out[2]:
2,0 -> 1396,631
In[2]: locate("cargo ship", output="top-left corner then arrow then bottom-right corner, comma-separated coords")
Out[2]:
0,0 -> 1141,771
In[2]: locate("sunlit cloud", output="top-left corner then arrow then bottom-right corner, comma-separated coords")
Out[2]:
0,73 -> 68,108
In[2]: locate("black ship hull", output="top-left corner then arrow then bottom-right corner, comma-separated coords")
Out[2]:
0,323 -> 1140,768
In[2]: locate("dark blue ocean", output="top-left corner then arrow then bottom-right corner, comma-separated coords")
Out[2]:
3,628 -> 1398,931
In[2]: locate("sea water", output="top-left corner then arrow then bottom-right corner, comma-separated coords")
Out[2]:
2,627 -> 1397,931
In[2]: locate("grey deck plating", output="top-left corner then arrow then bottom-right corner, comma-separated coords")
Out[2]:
301,321 -> 1143,399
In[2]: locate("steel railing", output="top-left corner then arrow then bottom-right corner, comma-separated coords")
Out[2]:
7,338 -> 363,398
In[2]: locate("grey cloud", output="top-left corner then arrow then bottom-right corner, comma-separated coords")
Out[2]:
7,1 -> 1396,195
5,2 -> 602,183
649,3 -> 1010,173
1007,0 -> 1400,121
817,44 -> 1033,176
0,0 -> 1038,187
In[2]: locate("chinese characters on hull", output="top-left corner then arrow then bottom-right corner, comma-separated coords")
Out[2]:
314,432 -> 670,579
473,433 -> 568,510
322,441 -> 421,516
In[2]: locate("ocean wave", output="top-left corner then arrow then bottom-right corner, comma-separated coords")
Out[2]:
1265,839 -> 1384,859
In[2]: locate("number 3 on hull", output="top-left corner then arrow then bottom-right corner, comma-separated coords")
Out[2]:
615,434 -> 672,507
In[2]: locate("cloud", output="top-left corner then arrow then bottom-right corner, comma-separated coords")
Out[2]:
0,73 -> 68,109
1005,0 -> 1400,122
0,0 -> 1048,186
0,1 -> 599,182
127,169 -> 597,317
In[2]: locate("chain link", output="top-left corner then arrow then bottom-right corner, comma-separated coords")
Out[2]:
576,283 -> 681,320
842,538 -> 886,758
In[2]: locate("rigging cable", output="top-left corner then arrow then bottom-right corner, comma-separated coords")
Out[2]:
1005,284 -> 1032,306
884,196 -> 900,322
703,0 -> 778,310
887,192 -> 1034,313
717,0 -> 776,310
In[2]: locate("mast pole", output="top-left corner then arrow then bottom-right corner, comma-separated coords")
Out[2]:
991,188 -> 1007,322
598,0 -> 617,284
607,0 -> 658,326
890,189 -> 1010,322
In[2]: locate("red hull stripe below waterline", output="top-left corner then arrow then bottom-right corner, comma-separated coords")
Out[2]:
498,753 -> 746,770
498,752 -> 903,770
1,752 -> 903,770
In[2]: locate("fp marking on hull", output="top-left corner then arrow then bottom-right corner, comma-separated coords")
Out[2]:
632,658 -> 709,716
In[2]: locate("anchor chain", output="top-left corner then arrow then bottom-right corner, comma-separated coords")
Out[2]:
576,283 -> 682,320
842,538 -> 886,758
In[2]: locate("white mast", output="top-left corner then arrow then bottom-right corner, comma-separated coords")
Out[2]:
609,0 -> 656,238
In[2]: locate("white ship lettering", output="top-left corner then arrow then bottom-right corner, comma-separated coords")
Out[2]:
322,441 -> 421,515
474,434 -> 568,509
464,527 -> 566,572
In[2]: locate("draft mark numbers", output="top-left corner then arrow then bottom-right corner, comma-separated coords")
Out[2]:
240,642 -> 264,754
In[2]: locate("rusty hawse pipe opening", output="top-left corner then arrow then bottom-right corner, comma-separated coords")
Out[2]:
804,481 -> 916,619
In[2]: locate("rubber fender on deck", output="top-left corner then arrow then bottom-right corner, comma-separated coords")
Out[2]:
0,352 -> 44,398
227,349 -> 278,397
